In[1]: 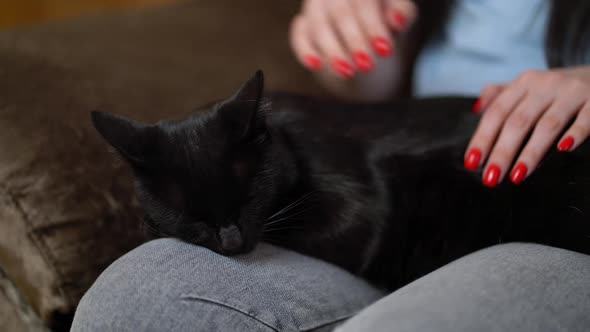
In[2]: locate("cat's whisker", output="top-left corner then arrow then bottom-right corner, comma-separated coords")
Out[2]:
263,226 -> 305,233
265,195 -> 310,223
264,205 -> 315,227
271,191 -> 318,218
264,217 -> 294,227
263,206 -> 316,238
265,214 -> 297,227
568,205 -> 585,216
265,190 -> 319,222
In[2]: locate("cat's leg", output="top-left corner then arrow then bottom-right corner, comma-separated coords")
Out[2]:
336,243 -> 590,332
71,238 -> 384,332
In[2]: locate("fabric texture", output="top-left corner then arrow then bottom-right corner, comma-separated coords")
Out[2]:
414,0 -> 550,97
0,266 -> 48,332
0,0 -> 320,329
71,239 -> 385,332
73,241 -> 590,332
337,243 -> 590,332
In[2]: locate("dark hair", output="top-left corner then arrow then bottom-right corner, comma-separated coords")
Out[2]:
415,0 -> 590,68
546,1 -> 590,67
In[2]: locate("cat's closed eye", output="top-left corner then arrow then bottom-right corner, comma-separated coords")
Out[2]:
232,148 -> 260,180
146,176 -> 186,211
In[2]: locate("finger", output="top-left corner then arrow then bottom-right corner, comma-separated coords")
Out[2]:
327,0 -> 374,72
474,84 -> 506,114
510,97 -> 583,185
557,102 -> 590,152
483,93 -> 553,187
306,1 -> 355,79
353,0 -> 395,57
385,0 -> 418,32
289,14 -> 323,71
464,82 -> 526,173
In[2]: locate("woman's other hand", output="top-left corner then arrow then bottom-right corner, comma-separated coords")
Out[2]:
464,67 -> 590,187
289,0 -> 417,79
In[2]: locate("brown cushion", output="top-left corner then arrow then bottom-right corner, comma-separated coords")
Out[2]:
0,267 -> 48,332
0,0 -> 321,329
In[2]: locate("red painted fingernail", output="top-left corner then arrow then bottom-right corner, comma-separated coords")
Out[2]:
472,99 -> 483,113
391,11 -> 407,30
510,163 -> 528,185
303,55 -> 322,71
464,148 -> 482,171
332,58 -> 355,79
353,51 -> 374,72
372,37 -> 393,57
483,164 -> 501,188
557,136 -> 574,152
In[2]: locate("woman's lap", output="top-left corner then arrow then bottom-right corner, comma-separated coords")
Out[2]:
337,243 -> 590,332
71,238 -> 384,332
72,240 -> 590,332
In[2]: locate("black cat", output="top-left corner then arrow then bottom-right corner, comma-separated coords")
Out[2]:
92,71 -> 590,290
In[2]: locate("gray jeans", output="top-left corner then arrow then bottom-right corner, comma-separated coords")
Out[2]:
71,240 -> 590,332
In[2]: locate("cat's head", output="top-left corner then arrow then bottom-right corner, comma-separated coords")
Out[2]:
92,71 -> 273,255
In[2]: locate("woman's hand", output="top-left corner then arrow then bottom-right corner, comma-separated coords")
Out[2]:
289,0 -> 417,79
464,67 -> 590,187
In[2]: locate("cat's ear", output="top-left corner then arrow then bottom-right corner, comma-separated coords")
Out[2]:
91,111 -> 157,164
231,70 -> 264,104
223,70 -> 268,142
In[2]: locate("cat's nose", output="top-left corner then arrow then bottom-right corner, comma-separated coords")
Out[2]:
218,224 -> 244,253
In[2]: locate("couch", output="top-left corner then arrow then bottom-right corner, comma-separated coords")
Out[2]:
0,1 -> 323,330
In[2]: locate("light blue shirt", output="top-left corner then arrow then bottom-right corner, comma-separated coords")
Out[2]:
413,0 -> 550,97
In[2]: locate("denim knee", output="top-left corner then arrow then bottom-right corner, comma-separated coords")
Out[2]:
337,243 -> 590,332
72,238 -> 384,332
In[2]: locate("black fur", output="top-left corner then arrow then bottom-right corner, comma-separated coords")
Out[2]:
92,71 -> 590,290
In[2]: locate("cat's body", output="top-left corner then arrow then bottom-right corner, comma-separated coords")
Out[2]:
92,72 -> 590,290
